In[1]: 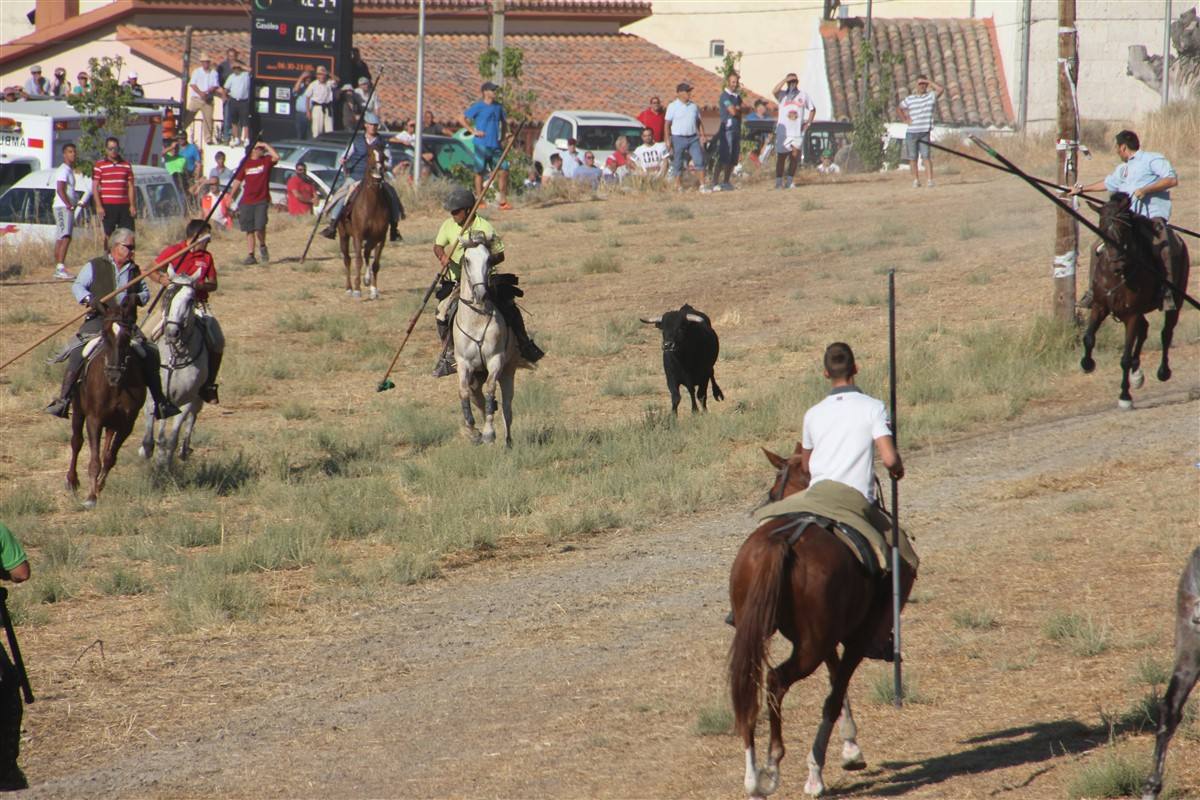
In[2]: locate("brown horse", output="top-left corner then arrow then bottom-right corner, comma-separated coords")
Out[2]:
66,295 -> 147,509
1080,193 -> 1190,409
729,445 -> 915,799
338,146 -> 390,300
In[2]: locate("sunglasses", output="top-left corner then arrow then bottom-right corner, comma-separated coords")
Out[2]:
118,243 -> 136,250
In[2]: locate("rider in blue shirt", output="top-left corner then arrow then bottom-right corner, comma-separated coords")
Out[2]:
320,113 -> 404,242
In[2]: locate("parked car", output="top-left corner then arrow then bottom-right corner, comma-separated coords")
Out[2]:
742,119 -> 854,168
532,111 -> 644,173
267,160 -> 337,214
0,166 -> 183,243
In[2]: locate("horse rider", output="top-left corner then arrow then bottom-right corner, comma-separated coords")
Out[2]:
149,218 -> 225,404
320,112 -> 403,242
1069,129 -> 1182,310
430,187 -> 545,377
737,342 -> 915,662
44,228 -> 180,420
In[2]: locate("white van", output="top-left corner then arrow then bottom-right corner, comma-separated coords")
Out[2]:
532,110 -> 644,174
0,166 -> 184,244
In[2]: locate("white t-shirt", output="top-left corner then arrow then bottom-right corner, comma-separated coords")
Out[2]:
801,387 -> 892,503
632,142 -> 669,172
818,162 -> 840,174
190,67 -> 220,97
53,163 -> 76,208
561,151 -> 583,178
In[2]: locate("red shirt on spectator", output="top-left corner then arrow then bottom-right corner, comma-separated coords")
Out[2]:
605,150 -> 630,172
92,158 -> 134,205
286,174 -> 316,216
234,156 -> 274,206
156,241 -> 217,303
637,108 -> 666,142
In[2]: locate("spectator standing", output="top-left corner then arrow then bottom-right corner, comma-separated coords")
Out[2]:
771,72 -> 814,188
177,132 -> 202,202
637,96 -> 667,143
394,119 -> 417,146
92,137 -> 137,236
339,84 -> 361,130
163,137 -> 188,199
350,47 -> 372,87
665,81 -> 710,193
305,66 -> 338,137
463,81 -> 512,210
286,162 -> 322,216
222,60 -> 252,146
53,142 -> 85,280
50,67 -> 71,98
631,127 -> 669,178
355,77 -> 381,122
775,104 -> 806,188
293,72 -> 312,140
216,48 -> 237,143
125,71 -> 145,99
0,522 -> 31,792
73,71 -> 90,94
23,65 -> 49,97
716,72 -> 744,191
229,141 -> 280,264
422,109 -> 449,136
186,53 -> 221,145
561,138 -> 583,178
898,75 -> 941,188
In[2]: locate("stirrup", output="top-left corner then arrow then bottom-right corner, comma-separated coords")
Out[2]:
432,353 -> 457,378
200,384 -> 220,404
519,340 -> 545,363
44,398 -> 70,419
155,400 -> 182,420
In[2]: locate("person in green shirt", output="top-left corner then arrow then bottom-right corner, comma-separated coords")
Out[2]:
1,522 -> 30,792
430,187 -> 543,377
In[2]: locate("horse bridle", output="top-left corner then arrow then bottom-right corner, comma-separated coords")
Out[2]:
163,288 -> 201,370
102,320 -> 132,387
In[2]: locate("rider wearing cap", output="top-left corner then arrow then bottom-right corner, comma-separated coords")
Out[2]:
321,112 -> 404,242
430,187 -> 544,377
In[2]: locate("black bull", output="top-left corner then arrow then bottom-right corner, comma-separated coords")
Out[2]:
640,304 -> 725,414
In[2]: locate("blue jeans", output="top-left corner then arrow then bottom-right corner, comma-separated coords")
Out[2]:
295,111 -> 310,140
671,134 -> 704,174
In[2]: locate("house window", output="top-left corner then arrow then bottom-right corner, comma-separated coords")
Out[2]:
710,40 -> 725,58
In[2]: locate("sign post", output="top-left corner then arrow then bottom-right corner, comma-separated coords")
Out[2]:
250,0 -> 354,142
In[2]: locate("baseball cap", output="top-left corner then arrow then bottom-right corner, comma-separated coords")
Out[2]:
363,112 -> 380,125
31,65 -> 42,73
480,81 -> 499,92
566,137 -> 577,146
340,84 -> 354,92
357,76 -> 369,86
821,148 -> 833,157
676,82 -> 692,92
128,70 -> 139,79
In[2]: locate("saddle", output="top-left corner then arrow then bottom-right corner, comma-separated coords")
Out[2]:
770,513 -> 885,578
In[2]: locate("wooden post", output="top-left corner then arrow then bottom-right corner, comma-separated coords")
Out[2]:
491,0 -> 506,87
1053,0 -> 1078,321
180,26 -> 193,138
1161,0 -> 1172,108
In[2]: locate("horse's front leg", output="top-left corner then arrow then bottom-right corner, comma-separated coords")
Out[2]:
178,403 -> 201,461
1157,308 -> 1180,382
480,365 -> 501,444
340,230 -> 353,295
83,418 -> 103,509
499,367 -> 515,448
368,241 -> 383,300
1080,305 -> 1108,373
66,405 -> 85,494
457,367 -> 482,444
157,405 -> 187,468
138,404 -> 156,460
1118,316 -> 1138,409
98,423 -> 132,495
1128,315 -> 1149,389
352,235 -> 364,297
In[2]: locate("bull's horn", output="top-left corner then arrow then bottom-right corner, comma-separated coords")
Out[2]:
685,313 -> 706,323
639,316 -> 662,324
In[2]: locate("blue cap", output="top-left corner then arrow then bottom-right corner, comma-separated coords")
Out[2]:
363,112 -> 380,125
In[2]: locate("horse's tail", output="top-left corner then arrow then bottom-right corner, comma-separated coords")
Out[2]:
729,528 -> 789,741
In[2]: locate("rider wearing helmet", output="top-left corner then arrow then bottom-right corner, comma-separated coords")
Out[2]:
321,112 -> 404,242
430,187 -> 544,377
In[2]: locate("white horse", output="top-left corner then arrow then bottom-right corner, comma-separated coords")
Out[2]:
452,232 -> 517,446
139,277 -> 208,466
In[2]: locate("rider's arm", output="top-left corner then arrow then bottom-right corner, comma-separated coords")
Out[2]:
134,276 -> 150,306
1135,175 -> 1178,199
1071,178 -> 1108,195
799,446 -> 813,478
72,262 -> 93,304
433,243 -> 451,267
875,435 -> 904,480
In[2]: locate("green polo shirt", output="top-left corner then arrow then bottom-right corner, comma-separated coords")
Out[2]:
1,522 -> 27,574
434,215 -> 503,281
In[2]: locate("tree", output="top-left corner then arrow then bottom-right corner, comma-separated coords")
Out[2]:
715,50 -> 743,81
478,46 -> 537,124
849,40 -> 899,173
66,56 -> 135,175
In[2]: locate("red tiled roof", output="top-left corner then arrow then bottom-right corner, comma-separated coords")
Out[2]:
119,26 -> 740,122
821,17 -> 1014,128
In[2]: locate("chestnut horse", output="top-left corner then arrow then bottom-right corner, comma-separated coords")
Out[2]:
66,295 -> 147,509
1080,193 -> 1190,409
729,445 -> 914,798
338,146 -> 390,300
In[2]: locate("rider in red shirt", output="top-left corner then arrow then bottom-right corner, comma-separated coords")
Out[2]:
150,219 -> 225,403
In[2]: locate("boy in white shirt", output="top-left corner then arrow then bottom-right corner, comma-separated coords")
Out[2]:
775,103 -> 806,189
631,127 -> 669,179
817,148 -> 840,175
52,143 -> 85,280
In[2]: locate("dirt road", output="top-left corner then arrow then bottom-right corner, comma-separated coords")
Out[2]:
23,374 -> 1199,799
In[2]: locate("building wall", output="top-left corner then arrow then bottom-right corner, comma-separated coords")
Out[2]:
1,1 -> 112,46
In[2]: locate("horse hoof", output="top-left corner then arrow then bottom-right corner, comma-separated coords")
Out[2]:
352,290 -> 362,300
82,498 -> 96,510
1158,366 -> 1171,382
1118,398 -> 1134,410
1080,357 -> 1095,374
803,777 -> 824,797
1130,368 -> 1145,388
841,742 -> 866,771
345,289 -> 353,297
369,286 -> 379,301
482,432 -> 496,444
756,766 -> 780,797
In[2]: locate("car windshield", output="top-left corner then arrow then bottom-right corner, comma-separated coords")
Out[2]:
576,125 -> 643,152
139,183 -> 183,218
0,187 -> 54,224
273,144 -> 301,161
298,148 -> 339,169
0,163 -> 34,194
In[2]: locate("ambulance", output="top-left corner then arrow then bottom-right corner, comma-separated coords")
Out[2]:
0,99 -> 165,191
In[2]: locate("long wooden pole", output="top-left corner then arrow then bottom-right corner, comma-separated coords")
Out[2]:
1053,0 -> 1079,321
0,235 -> 211,374
888,268 -> 903,707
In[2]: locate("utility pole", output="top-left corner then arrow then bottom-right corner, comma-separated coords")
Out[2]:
1053,0 -> 1079,321
414,0 -> 426,189
491,0 -> 506,87
1017,0 -> 1031,129
1161,0 -> 1172,107
860,0 -> 873,115
180,25 -> 193,138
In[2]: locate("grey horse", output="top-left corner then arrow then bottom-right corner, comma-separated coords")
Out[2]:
1143,545 -> 1200,800
139,279 -> 208,466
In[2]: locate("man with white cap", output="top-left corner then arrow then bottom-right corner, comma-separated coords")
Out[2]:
186,53 -> 221,145
23,66 -> 49,97
320,112 -> 403,242
124,71 -> 145,99
221,60 -> 251,146
303,65 -> 338,137
355,76 -> 382,122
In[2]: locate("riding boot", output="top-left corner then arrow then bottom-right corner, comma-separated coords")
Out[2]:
200,350 -> 223,404
863,566 -> 915,662
498,299 -> 545,363
140,350 -> 181,419
432,335 -> 457,378
44,348 -> 85,418
390,224 -> 402,243
320,209 -> 342,240
386,184 -> 403,242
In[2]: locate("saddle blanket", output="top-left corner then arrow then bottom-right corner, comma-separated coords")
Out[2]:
754,479 -> 919,574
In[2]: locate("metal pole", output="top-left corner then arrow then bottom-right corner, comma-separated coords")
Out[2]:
1161,0 -> 1172,107
969,0 -> 975,18
413,0 -> 426,190
180,26 -> 193,139
888,269 -> 902,708
1017,0 -> 1031,130
1053,0 -> 1079,321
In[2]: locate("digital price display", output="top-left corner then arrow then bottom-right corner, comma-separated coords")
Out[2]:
249,0 -> 353,139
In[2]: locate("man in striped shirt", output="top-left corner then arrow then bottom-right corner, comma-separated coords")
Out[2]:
92,137 -> 137,237
898,75 -> 942,188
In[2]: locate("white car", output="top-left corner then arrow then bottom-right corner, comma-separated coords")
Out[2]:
532,110 -> 644,174
267,160 -> 338,215
0,166 -> 183,244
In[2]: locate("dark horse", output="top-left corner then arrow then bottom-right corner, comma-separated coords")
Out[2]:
1080,193 -> 1190,409
338,146 -> 392,300
729,445 -> 915,799
66,295 -> 147,509
1142,545 -> 1200,800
